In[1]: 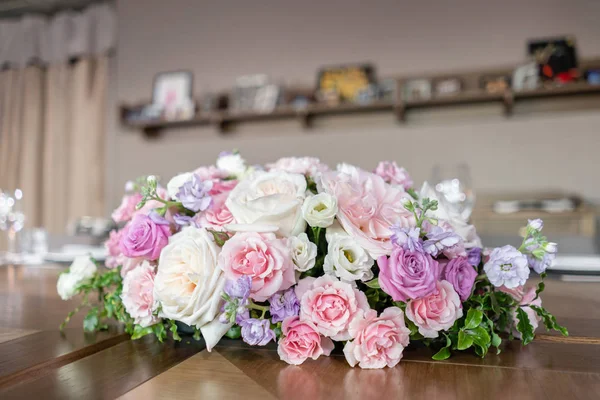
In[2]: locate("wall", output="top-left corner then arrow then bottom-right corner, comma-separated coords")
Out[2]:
109,0 -> 600,210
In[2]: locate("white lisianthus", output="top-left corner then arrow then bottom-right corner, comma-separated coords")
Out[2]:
324,233 -> 374,282
153,227 -> 230,351
56,255 -> 97,300
166,172 -> 193,200
289,233 -> 318,272
216,152 -> 247,177
302,193 -> 338,228
226,171 -> 307,237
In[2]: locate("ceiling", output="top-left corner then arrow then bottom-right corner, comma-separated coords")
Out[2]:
0,0 -> 99,18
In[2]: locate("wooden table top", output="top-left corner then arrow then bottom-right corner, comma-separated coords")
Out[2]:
0,264 -> 599,399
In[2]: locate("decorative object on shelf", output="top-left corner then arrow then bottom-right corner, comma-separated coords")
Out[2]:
377,78 -> 397,101
58,152 -> 567,369
152,71 -> 196,120
316,64 -> 375,103
355,84 -> 378,105
585,70 -> 600,85
433,77 -> 462,96
231,74 -> 281,113
480,75 -> 511,94
528,36 -> 580,84
512,62 -> 539,91
403,78 -> 432,101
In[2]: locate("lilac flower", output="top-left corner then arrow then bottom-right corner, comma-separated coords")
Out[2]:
148,210 -> 170,226
239,318 -> 276,346
177,174 -> 213,212
173,214 -> 194,226
526,243 -> 557,274
527,219 -> 544,232
467,247 -> 482,267
269,289 -> 300,323
390,226 -> 423,252
483,245 -> 530,288
224,275 -> 252,302
422,225 -> 462,257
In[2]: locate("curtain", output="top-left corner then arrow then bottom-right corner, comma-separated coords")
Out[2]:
0,57 -> 108,234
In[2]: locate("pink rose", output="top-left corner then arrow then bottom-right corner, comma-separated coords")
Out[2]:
120,256 -> 144,277
277,316 -> 334,365
321,166 -> 415,258
266,157 -> 329,176
111,193 -> 142,223
405,280 -> 463,338
374,161 -> 413,190
119,213 -> 171,261
218,232 -> 295,301
499,286 -> 542,339
104,229 -> 124,269
198,193 -> 235,230
296,275 -> 370,340
343,307 -> 410,369
377,247 -> 439,302
194,165 -> 228,180
209,179 -> 238,195
121,261 -> 159,327
441,256 -> 477,301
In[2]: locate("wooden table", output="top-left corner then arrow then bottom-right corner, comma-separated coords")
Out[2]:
1,264 -> 599,399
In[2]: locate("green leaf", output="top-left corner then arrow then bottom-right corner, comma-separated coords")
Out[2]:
152,323 -> 167,343
169,320 -> 182,341
464,309 -> 483,330
432,347 -> 451,360
131,324 -> 153,340
83,308 -> 99,332
469,326 -> 491,348
457,331 -> 474,350
530,305 -> 568,336
225,325 -> 241,339
207,229 -> 230,247
364,278 -> 380,289
515,307 -> 535,345
406,188 -> 418,200
534,281 -> 545,300
192,327 -> 201,341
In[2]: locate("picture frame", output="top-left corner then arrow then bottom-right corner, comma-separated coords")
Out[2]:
527,36 -> 579,83
152,71 -> 194,109
433,77 -> 462,97
316,64 -> 376,103
479,75 -> 511,94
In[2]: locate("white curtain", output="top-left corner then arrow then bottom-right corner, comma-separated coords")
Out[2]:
0,4 -> 114,234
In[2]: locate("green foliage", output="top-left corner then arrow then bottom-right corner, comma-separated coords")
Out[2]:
464,309 -> 483,330
515,307 -> 535,345
83,308 -> 100,332
225,325 -> 242,339
530,305 -> 568,336
364,278 -> 380,289
208,229 -> 230,247
169,320 -> 182,341
432,334 -> 452,360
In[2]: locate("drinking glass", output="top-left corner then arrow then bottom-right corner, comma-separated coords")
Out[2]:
431,163 -> 475,221
0,189 -> 26,264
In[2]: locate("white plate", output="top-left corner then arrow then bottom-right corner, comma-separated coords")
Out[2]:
44,245 -> 107,263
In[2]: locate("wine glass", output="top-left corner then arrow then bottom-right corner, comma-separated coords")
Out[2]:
0,189 -> 26,264
431,163 -> 475,221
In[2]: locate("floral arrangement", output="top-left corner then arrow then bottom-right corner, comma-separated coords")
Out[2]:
57,153 -> 567,369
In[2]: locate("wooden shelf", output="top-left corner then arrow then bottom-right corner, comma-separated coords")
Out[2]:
121,58 -> 600,136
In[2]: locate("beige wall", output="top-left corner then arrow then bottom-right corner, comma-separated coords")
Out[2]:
109,0 -> 600,211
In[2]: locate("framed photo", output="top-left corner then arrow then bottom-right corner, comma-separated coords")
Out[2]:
527,36 -> 579,83
479,75 -> 511,93
316,64 -> 376,103
230,74 -> 280,113
403,79 -> 431,101
152,71 -> 194,109
433,78 -> 462,96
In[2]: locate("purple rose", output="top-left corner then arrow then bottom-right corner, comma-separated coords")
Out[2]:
119,213 -> 171,260
377,248 -> 439,302
442,256 -> 477,301
269,289 -> 299,323
239,318 -> 276,346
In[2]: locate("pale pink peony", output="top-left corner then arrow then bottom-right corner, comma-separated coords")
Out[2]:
121,261 -> 159,327
198,193 -> 236,231
320,166 -> 416,259
499,286 -> 542,339
218,232 -> 295,301
343,307 -> 410,369
405,280 -> 463,338
295,275 -> 370,340
374,161 -> 413,190
266,157 -> 329,176
277,316 -> 334,365
104,229 -> 124,269
194,165 -> 228,181
209,179 -> 238,195
112,193 -> 142,223
120,257 -> 144,277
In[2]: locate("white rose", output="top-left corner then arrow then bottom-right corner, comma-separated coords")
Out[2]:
56,255 -> 97,300
420,182 -> 482,249
167,172 -> 193,200
225,171 -> 307,237
154,226 -> 230,350
216,153 -> 247,177
324,234 -> 374,282
289,233 -> 317,272
302,193 -> 338,228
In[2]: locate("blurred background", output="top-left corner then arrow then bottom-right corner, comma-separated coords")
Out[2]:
1,0 -> 599,274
